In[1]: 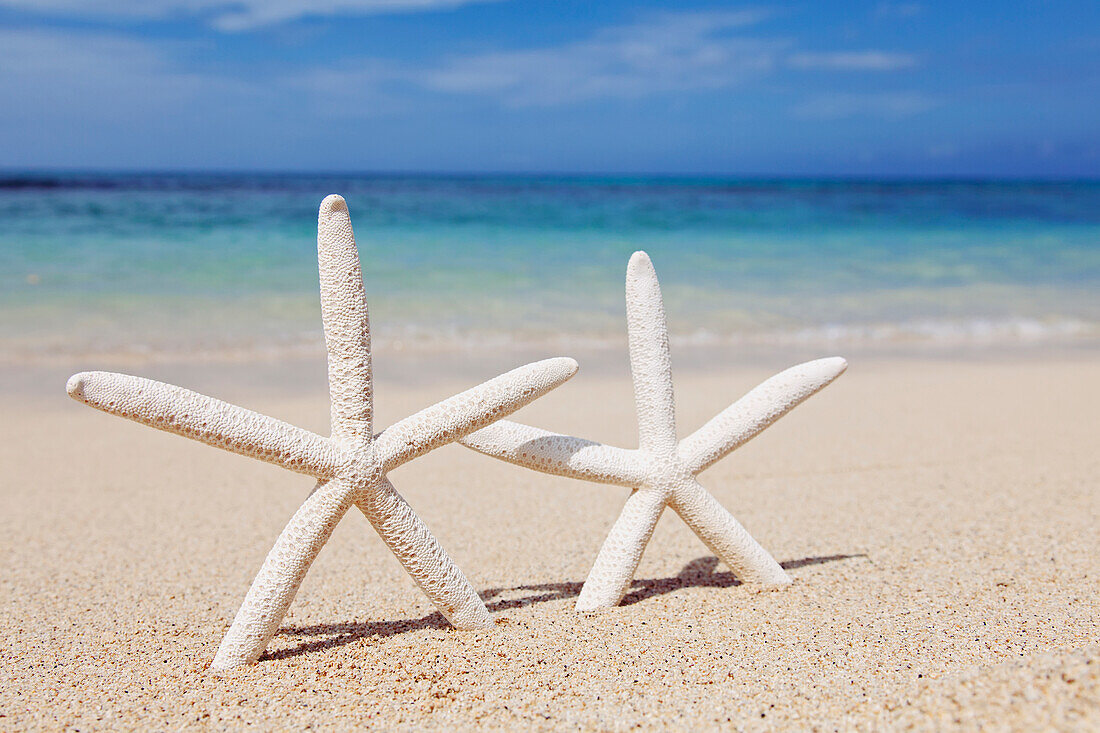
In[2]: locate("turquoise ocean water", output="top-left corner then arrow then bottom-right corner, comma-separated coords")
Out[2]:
1,174 -> 1098,360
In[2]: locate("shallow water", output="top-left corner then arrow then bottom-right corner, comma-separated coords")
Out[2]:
2,173 -> 1098,359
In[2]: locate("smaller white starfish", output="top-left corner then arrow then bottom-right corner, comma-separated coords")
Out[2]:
461,251 -> 847,611
67,195 -> 578,672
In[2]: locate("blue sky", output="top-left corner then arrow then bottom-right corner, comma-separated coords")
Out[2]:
1,1 -> 1097,175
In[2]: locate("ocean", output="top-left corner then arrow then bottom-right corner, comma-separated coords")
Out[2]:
2,173 -> 1098,361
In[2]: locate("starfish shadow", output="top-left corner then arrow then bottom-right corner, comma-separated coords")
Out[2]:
265,613 -> 453,662
480,553 -> 864,609
268,553 -> 862,662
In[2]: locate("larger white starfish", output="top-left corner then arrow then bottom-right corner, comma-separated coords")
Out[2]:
66,195 -> 578,672
461,252 -> 847,611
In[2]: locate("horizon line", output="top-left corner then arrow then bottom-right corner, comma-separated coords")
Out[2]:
2,167 -> 1098,184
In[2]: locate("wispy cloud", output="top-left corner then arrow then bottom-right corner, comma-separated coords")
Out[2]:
0,0 -> 500,31
787,51 -> 917,71
0,29 -> 254,122
0,10 -> 934,130
280,60 -> 410,117
793,91 -> 939,119
419,10 -> 785,106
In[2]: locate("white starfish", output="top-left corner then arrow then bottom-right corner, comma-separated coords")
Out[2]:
461,251 -> 847,611
66,195 -> 578,672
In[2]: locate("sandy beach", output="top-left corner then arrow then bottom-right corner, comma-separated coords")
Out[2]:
5,0 -> 1099,726
1,349 -> 1097,730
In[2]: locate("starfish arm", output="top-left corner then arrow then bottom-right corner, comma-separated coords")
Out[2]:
66,371 -> 342,479
459,421 -> 646,486
317,195 -> 373,440
678,357 -> 848,476
211,478 -> 358,672
355,478 -> 491,629
625,252 -> 678,455
576,487 -> 667,611
668,478 -> 790,586
374,357 -> 579,472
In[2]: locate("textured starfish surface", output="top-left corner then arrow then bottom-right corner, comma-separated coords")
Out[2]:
66,195 -> 578,672
462,251 -> 847,611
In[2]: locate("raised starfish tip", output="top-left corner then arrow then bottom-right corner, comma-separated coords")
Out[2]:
627,250 -> 654,274
548,356 -> 580,380
65,372 -> 89,399
319,193 -> 348,214
816,356 -> 848,377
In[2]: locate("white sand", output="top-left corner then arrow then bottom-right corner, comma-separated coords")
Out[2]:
1,354 -> 1097,729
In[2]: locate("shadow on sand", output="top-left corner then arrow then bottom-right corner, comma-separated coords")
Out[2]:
265,553 -> 862,663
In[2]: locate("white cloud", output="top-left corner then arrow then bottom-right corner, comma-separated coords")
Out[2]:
280,60 -> 411,117
0,26 -> 415,166
0,29 -> 254,122
0,0 -> 500,30
419,10 -> 786,106
0,11 -> 933,135
793,92 -> 938,119
787,51 -> 917,70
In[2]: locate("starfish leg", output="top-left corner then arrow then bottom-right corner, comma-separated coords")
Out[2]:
668,478 -> 790,586
678,357 -> 847,475
576,487 -> 667,611
625,252 -> 678,456
212,478 -> 358,673
375,357 -> 578,472
317,195 -> 373,440
66,372 -> 342,478
356,478 -> 491,629
460,421 -> 645,486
